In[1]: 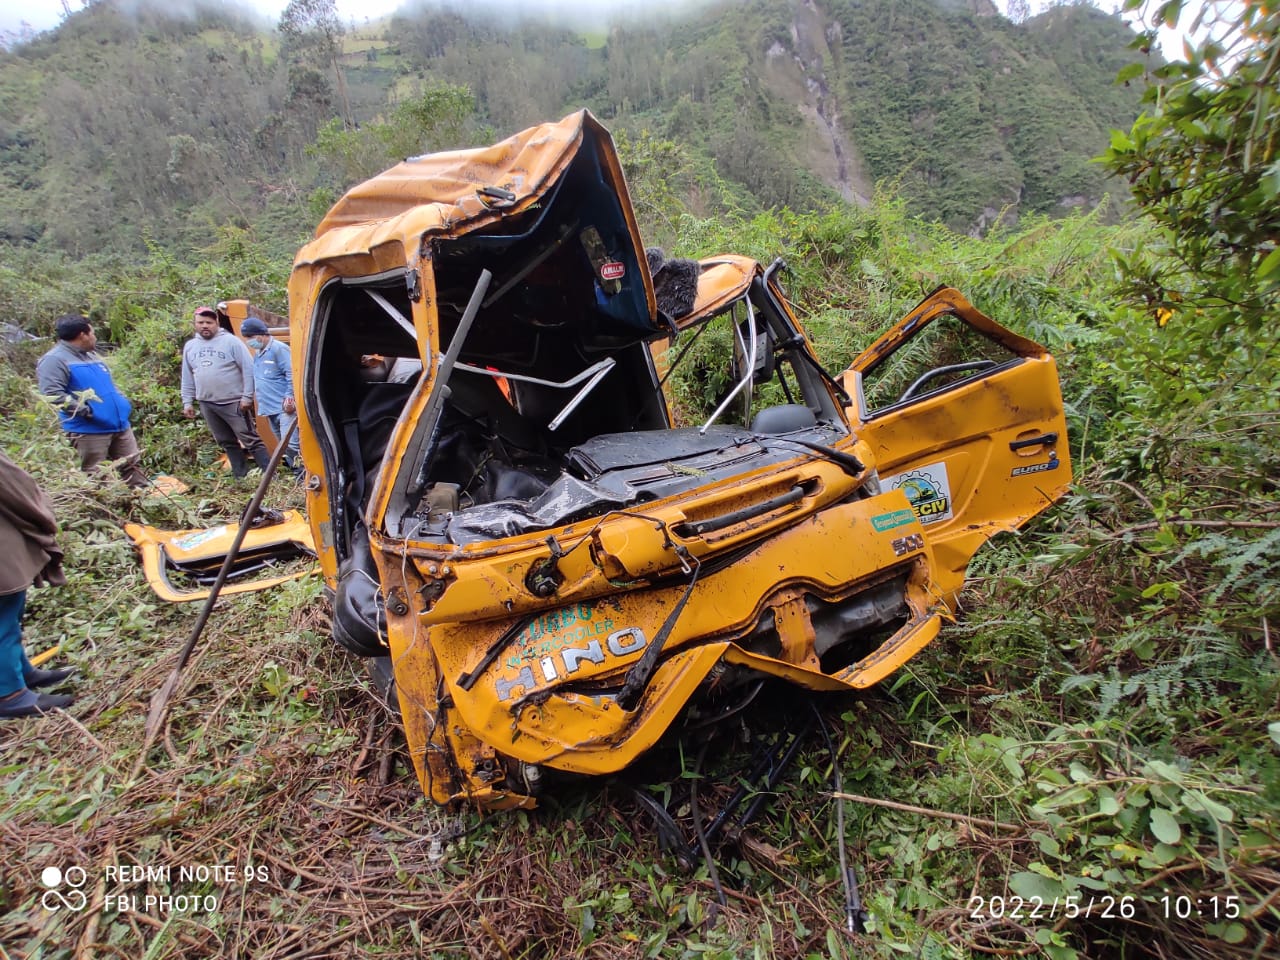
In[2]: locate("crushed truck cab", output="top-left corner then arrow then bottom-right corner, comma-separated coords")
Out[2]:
286,111 -> 1071,808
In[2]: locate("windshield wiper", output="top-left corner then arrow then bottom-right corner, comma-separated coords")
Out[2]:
760,433 -> 865,478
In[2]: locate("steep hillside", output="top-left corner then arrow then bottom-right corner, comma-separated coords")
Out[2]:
355,0 -> 1152,231
0,0 -> 1147,259
0,2 -> 310,256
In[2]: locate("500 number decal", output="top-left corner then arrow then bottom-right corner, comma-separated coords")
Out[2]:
890,533 -> 924,556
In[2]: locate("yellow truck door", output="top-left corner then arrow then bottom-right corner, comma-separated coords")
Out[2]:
840,286 -> 1072,599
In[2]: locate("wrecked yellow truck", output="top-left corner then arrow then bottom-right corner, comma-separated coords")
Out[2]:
274,110 -> 1071,809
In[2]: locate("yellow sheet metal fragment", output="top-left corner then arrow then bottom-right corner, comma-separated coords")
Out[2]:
123,511 -> 318,603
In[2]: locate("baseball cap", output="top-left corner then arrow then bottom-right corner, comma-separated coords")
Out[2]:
54,315 -> 92,341
194,305 -> 218,319
240,317 -> 269,336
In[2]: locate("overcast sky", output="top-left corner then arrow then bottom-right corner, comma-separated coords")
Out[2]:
2,0 -> 705,34
0,1 -> 1192,63
0,1 -> 440,33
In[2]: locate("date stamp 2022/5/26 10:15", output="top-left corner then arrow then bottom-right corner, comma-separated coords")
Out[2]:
966,893 -> 1243,922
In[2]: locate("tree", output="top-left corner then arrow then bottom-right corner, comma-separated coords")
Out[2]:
279,0 -> 351,127
1007,0 -> 1031,25
307,84 -> 478,188
1102,0 -> 1280,360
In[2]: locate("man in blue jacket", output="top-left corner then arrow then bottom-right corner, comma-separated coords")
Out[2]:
240,317 -> 302,476
36,315 -> 148,489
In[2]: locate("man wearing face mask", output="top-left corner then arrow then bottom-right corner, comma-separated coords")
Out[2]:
181,306 -> 271,479
240,317 -> 302,477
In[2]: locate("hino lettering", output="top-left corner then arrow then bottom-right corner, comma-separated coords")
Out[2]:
510,617 -> 617,668
495,627 -> 649,701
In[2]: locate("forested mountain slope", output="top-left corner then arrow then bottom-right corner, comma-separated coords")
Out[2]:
0,0 -> 1147,260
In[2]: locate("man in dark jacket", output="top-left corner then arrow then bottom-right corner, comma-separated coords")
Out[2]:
36,315 -> 148,489
0,451 -> 75,718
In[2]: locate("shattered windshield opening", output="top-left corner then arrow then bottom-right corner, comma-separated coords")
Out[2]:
389,269 -> 853,546
366,141 -> 854,548
381,135 -> 672,541
661,273 -> 847,433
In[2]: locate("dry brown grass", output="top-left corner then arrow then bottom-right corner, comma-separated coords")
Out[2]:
1,549 -> 859,959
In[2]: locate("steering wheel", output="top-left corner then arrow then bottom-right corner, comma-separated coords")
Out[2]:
898,359 -> 998,403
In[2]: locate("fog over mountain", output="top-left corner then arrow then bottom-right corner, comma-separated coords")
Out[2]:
0,0 -> 1157,254
3,0 -> 722,35
1,0 -> 1195,59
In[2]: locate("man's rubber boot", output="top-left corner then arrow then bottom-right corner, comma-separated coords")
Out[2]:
224,445 -> 249,479
24,666 -> 74,689
0,689 -> 75,717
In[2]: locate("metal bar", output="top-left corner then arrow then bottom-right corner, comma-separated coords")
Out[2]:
407,270 -> 493,503
548,362 -> 616,431
701,297 -> 758,434
454,357 -> 614,389
365,289 -> 419,342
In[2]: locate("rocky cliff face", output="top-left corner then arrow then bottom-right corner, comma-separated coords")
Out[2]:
770,0 -> 872,204
735,0 -> 1146,232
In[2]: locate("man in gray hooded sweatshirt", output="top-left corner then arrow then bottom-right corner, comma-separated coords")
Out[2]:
180,306 -> 271,478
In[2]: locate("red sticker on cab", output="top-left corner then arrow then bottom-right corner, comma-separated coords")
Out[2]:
601,261 -> 625,280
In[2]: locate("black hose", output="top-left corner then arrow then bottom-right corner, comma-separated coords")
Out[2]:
690,739 -> 727,911
810,700 -> 867,934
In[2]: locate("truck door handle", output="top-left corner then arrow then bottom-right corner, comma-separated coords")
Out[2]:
1009,432 -> 1058,451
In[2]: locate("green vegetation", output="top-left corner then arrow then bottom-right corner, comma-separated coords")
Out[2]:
0,1 -> 1277,958
0,0 -> 1147,263
305,81 -> 485,218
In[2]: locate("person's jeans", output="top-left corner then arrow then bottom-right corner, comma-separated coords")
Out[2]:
0,590 -> 31,698
265,413 -> 302,467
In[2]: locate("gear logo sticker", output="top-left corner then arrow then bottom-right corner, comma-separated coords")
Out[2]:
884,463 -> 953,526
41,866 -> 88,912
